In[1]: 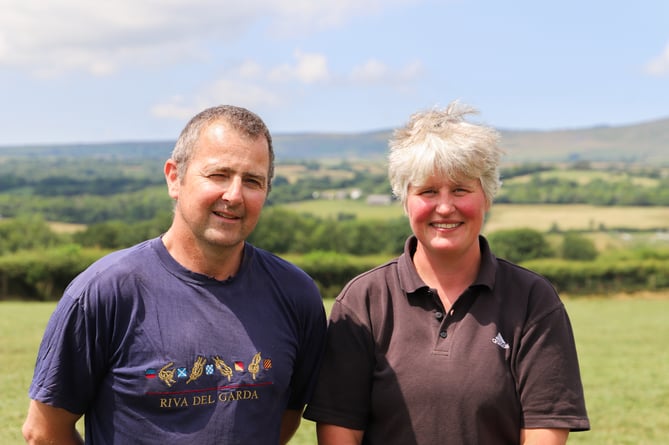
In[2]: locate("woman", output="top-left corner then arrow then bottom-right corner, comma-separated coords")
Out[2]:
303,102 -> 590,444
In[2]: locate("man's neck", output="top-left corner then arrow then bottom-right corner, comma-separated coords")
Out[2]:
161,228 -> 244,281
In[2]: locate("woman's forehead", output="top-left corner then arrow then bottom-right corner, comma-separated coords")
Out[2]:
412,170 -> 476,186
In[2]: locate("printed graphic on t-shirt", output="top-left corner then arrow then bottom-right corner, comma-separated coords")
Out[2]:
144,351 -> 273,409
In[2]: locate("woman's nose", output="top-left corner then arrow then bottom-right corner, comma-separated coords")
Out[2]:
435,194 -> 454,213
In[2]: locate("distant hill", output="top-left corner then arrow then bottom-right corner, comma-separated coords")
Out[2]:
499,117 -> 669,163
1,117 -> 668,164
276,117 -> 669,163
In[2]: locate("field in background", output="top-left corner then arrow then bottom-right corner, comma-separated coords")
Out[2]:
280,199 -> 404,220
483,204 -> 669,233
47,221 -> 87,234
278,201 -> 669,231
277,201 -> 669,247
3,295 -> 668,444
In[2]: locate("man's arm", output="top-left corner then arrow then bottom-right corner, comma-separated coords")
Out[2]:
279,409 -> 303,444
22,400 -> 83,445
520,428 -> 569,445
316,423 -> 364,445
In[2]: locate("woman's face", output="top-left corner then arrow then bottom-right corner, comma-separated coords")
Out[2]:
406,174 -> 489,260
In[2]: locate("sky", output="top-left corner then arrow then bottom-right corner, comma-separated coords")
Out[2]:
1,0 -> 668,146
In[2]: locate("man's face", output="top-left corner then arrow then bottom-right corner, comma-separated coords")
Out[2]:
165,121 -> 270,253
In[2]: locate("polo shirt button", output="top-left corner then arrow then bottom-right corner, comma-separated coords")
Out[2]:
439,330 -> 447,338
435,311 -> 444,320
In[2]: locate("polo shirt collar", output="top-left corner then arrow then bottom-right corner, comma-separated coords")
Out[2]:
397,235 -> 498,296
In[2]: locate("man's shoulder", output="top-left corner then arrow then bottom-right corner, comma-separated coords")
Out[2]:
65,238 -> 159,294
245,244 -> 323,306
247,244 -> 311,279
89,238 -> 156,272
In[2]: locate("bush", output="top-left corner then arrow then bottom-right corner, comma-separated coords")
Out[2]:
0,245 -> 106,300
293,251 -> 379,299
487,228 -> 553,263
0,215 -> 65,254
561,232 -> 598,261
522,257 -> 669,295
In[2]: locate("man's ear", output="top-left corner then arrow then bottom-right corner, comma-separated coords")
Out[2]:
165,159 -> 180,200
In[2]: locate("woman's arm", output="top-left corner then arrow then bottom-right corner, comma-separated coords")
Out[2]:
316,423 -> 364,445
520,427 -> 569,445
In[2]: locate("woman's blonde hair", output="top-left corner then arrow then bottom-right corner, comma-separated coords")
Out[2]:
388,101 -> 504,209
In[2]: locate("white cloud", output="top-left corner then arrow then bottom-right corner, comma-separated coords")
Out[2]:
265,0 -> 416,36
151,77 -> 282,121
398,60 -> 424,80
0,0 -> 221,76
152,51 -> 422,122
150,50 -> 331,120
0,0 -> 416,76
293,51 -> 330,84
150,96 -> 194,120
268,50 -> 330,84
351,59 -> 389,82
236,60 -> 264,80
350,58 -> 423,84
645,42 -> 669,76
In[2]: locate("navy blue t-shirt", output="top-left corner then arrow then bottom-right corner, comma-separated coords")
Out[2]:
29,238 -> 327,444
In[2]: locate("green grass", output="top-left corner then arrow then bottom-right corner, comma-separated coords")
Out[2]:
3,295 -> 668,444
504,170 -> 660,187
563,295 -> 669,444
280,199 -> 404,220
0,302 -> 54,444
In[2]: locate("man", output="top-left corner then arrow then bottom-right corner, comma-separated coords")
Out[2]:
23,105 -> 327,444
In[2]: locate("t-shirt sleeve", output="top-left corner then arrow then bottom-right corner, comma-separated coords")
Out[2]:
28,292 -> 105,415
303,297 -> 374,429
515,284 -> 590,431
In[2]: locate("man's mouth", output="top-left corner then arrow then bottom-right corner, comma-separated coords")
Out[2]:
213,210 -> 240,220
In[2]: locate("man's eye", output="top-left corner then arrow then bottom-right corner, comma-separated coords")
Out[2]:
245,178 -> 264,188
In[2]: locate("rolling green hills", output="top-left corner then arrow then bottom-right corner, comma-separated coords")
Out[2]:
1,116 -> 668,164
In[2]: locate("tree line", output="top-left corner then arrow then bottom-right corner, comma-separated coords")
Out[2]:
2,157 -> 668,300
1,159 -> 669,225
3,213 -> 668,300
0,208 -> 599,260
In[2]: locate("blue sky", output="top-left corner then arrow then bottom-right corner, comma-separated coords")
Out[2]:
1,0 -> 668,146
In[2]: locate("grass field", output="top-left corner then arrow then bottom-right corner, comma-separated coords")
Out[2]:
503,170 -> 660,187
278,200 -> 669,233
484,204 -> 669,234
2,295 -> 668,444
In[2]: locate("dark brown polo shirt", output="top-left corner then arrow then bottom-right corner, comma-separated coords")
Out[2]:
304,236 -> 589,444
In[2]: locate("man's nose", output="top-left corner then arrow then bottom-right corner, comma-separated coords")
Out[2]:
221,177 -> 243,203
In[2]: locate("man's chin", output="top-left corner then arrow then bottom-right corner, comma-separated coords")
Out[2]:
202,232 -> 243,249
